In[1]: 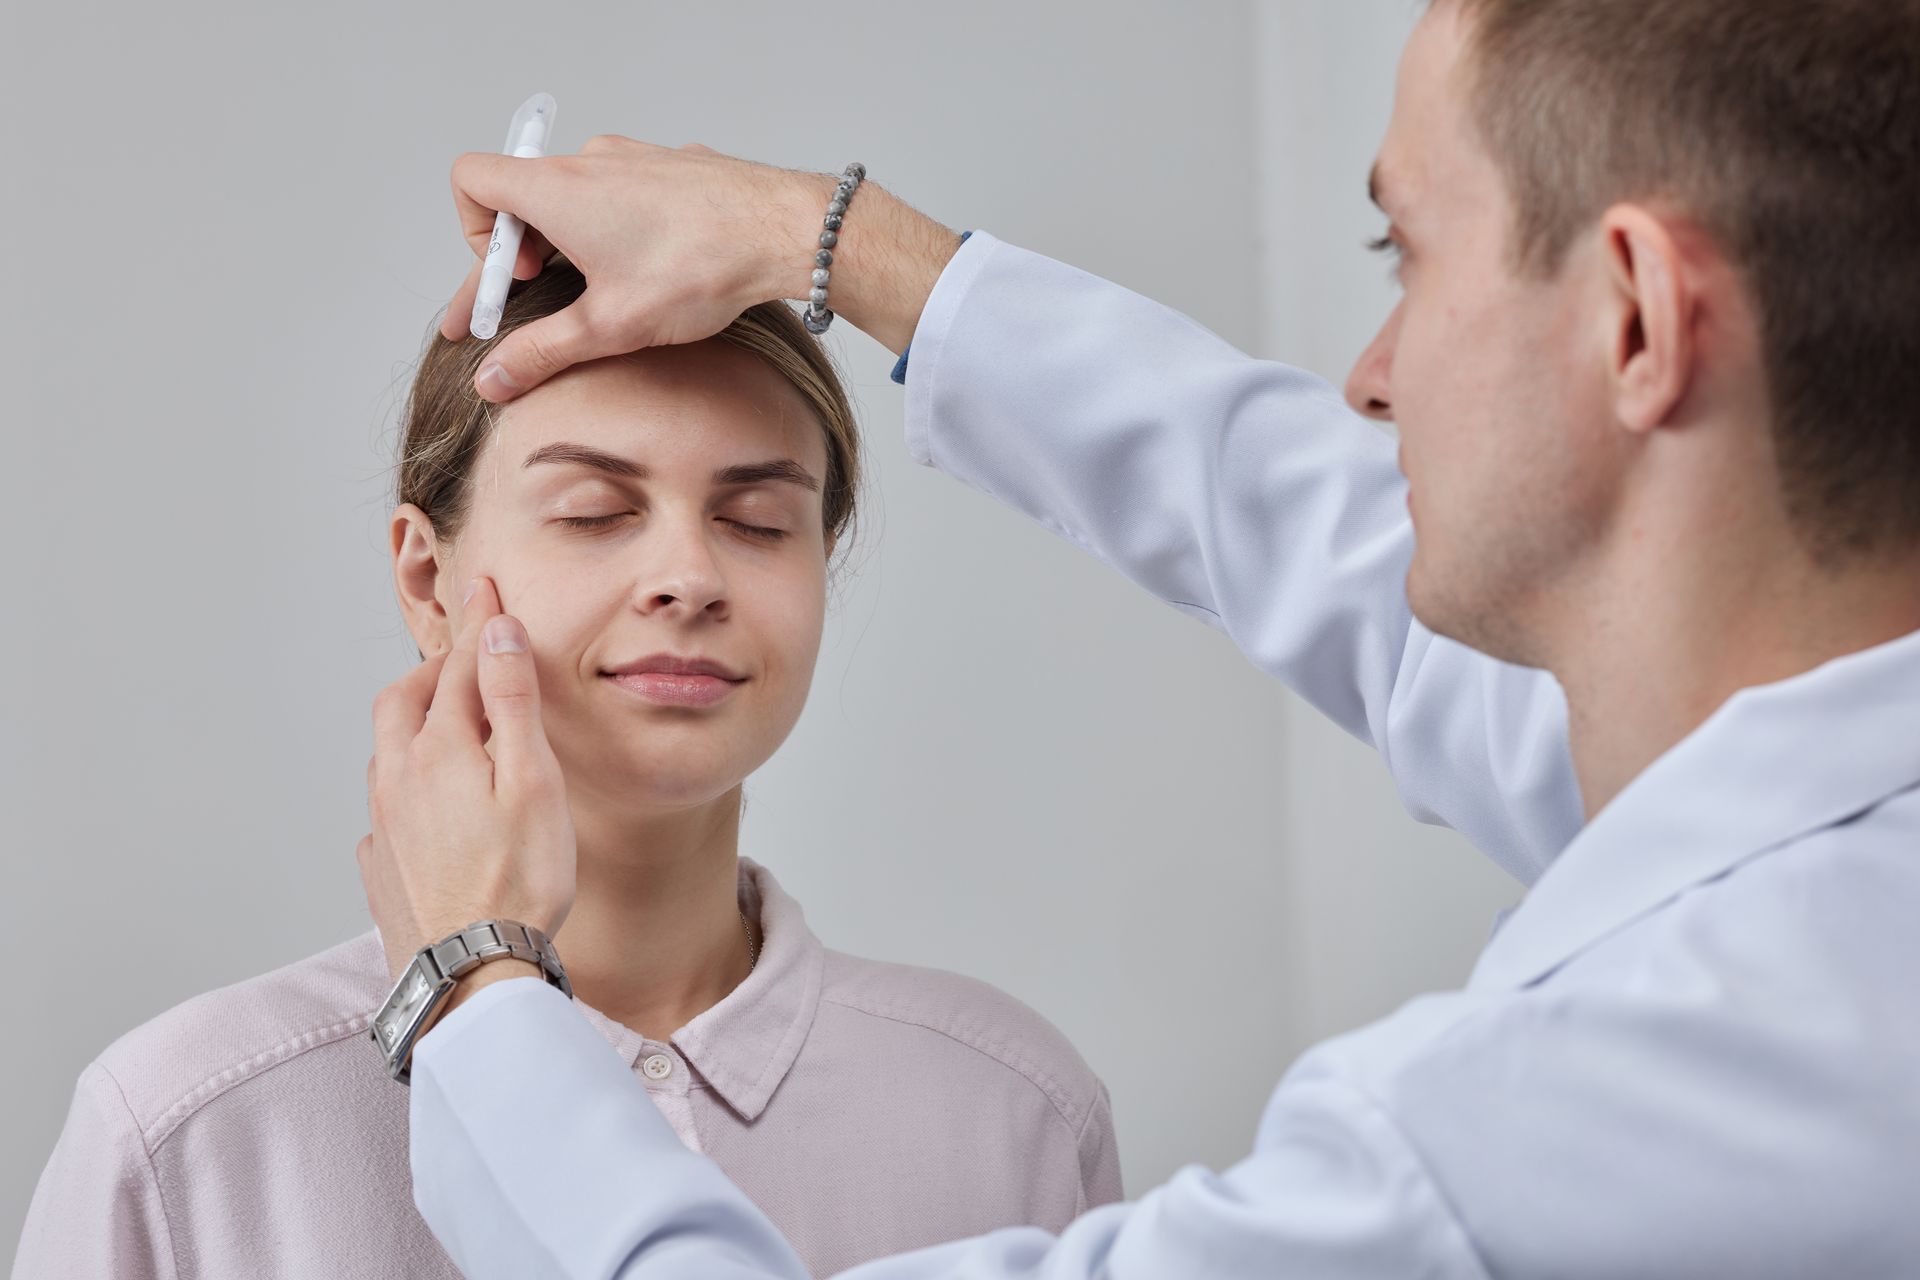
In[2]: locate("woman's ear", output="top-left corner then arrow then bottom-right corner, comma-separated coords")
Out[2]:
390,504 -> 454,657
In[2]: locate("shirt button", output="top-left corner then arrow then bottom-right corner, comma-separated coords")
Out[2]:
641,1053 -> 674,1081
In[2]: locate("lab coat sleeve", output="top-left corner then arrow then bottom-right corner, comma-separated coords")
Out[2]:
411,978 -> 1488,1280
901,232 -> 1581,884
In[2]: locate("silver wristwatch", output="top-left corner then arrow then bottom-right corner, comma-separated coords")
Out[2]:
370,920 -> 572,1084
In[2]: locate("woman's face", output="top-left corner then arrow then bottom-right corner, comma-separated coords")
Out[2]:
423,339 -> 832,812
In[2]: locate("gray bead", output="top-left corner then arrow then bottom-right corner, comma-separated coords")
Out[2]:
819,230 -> 838,248
809,286 -> 830,304
804,306 -> 832,334
811,268 -> 830,287
836,180 -> 856,199
847,162 -> 867,181
814,249 -> 834,267
828,199 -> 847,215
823,213 -> 843,231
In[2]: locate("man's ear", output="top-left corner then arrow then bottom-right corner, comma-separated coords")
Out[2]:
1599,204 -> 1696,437
390,504 -> 454,658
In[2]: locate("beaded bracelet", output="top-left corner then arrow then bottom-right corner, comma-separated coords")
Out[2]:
804,162 -> 867,334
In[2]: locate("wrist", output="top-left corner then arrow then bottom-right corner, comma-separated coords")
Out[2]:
429,957 -> 543,1029
371,921 -> 569,1080
774,171 -> 963,355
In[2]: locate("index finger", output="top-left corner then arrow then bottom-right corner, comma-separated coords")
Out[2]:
442,259 -> 483,341
422,577 -> 505,744
372,650 -> 450,774
450,152 -> 564,256
441,232 -> 555,341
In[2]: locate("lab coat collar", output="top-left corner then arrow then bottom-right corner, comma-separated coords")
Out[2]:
1470,625 -> 1920,990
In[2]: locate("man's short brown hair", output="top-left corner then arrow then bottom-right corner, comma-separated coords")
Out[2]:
1445,0 -> 1920,563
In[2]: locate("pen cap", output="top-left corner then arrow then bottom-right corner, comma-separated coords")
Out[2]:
501,92 -> 557,156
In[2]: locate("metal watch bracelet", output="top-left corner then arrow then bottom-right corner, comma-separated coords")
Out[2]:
370,920 -> 572,1084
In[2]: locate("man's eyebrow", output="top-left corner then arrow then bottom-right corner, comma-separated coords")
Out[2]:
712,459 -> 821,492
1368,162 -> 1389,212
521,442 -> 650,479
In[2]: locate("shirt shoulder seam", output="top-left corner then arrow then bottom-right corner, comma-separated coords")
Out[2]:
1070,1082 -> 1106,1215
140,1010 -> 375,1153
819,990 -> 1088,1135
90,1060 -> 186,1279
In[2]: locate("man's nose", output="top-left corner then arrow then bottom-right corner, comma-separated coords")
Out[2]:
1345,308 -> 1399,424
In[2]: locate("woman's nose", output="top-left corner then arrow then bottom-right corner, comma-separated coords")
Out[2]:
634,522 -> 730,620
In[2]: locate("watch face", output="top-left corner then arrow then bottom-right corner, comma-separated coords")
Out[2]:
374,961 -> 435,1052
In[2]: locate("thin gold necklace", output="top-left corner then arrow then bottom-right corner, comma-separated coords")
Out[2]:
740,908 -> 760,974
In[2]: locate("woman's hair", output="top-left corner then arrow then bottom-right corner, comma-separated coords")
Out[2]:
397,259 -> 861,556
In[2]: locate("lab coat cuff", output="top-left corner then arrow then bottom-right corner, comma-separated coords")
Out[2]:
409,977 -> 688,1277
902,228 -> 1003,472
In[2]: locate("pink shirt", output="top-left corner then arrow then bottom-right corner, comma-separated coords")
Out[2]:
13,860 -> 1122,1278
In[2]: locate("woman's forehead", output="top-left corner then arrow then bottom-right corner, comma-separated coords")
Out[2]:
495,341 -> 828,473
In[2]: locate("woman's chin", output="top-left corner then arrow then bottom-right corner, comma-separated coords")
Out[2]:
564,751 -> 750,812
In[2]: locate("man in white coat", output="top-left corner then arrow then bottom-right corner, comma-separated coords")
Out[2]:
354,0 -> 1920,1274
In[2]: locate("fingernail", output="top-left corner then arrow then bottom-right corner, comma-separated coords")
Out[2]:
476,363 -> 521,397
463,578 -> 479,606
484,615 -> 527,654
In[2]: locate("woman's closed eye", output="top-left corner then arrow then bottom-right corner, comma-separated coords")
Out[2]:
554,512 -> 789,541
556,512 -> 629,531
724,518 -> 788,541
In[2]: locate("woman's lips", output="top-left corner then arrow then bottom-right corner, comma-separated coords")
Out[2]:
603,672 -> 744,708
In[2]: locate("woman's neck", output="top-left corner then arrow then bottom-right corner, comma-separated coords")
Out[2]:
552,784 -> 757,1041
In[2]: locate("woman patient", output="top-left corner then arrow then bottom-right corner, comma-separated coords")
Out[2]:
16,263 -> 1121,1279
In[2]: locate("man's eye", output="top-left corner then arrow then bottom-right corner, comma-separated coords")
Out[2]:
724,519 -> 787,541
557,513 -> 629,530
1366,233 -> 1405,282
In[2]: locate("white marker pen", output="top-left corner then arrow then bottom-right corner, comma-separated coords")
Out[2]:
470,92 -> 558,340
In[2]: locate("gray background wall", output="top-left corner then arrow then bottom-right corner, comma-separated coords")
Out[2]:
3,0 -> 1520,1252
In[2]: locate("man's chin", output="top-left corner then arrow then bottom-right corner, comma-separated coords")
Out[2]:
1407,564 -> 1549,671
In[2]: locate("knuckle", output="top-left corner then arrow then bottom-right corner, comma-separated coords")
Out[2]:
487,684 -> 538,714
517,329 -> 567,376
502,763 -> 557,805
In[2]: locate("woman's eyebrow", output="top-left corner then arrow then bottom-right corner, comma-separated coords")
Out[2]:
520,443 -> 819,493
521,441 -> 649,479
712,459 -> 820,492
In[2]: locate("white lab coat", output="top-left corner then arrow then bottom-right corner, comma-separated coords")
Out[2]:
406,231 -> 1920,1278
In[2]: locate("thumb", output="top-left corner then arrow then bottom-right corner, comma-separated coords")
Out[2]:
478,614 -> 550,770
474,305 -> 600,403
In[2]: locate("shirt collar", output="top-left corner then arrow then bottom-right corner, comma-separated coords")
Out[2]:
570,858 -> 823,1122
1470,626 -> 1920,990
673,858 -> 823,1119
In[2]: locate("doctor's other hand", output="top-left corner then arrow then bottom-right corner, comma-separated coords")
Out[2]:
359,575 -> 577,985
440,135 -> 964,402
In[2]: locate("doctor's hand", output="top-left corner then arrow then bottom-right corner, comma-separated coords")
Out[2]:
358,576 -> 577,992
439,135 -> 964,403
